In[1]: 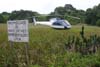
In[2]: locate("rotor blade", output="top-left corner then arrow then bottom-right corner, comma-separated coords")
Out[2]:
67,15 -> 80,19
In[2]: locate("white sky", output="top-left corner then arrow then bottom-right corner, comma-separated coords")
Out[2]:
0,0 -> 100,14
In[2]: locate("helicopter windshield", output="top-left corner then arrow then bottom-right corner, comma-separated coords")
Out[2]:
62,20 -> 71,26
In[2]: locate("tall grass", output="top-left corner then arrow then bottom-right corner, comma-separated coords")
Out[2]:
0,23 -> 100,67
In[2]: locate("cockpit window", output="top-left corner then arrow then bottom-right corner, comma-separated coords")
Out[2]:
62,20 -> 70,26
53,22 -> 62,25
52,20 -> 71,26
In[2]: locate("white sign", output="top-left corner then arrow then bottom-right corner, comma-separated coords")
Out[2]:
7,20 -> 29,42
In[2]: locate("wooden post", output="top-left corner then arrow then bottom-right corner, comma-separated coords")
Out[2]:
9,41 -> 14,67
25,43 -> 30,67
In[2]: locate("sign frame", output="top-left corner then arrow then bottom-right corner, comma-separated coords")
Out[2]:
7,20 -> 29,42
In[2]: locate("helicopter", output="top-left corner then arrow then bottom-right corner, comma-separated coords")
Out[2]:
31,15 -> 80,29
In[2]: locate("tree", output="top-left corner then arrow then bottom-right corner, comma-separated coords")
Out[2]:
85,4 -> 100,26
8,10 -> 40,20
85,8 -> 93,24
96,19 -> 100,26
54,7 -> 66,15
1,12 -> 10,21
0,14 -> 5,23
64,4 -> 76,11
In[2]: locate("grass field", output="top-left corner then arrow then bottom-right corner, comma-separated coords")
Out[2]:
0,23 -> 100,44
0,23 -> 100,67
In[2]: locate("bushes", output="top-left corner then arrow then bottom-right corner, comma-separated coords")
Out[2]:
65,26 -> 100,55
96,19 -> 100,26
0,14 -> 5,23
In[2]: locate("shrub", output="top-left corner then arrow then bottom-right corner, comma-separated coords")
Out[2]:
0,14 -> 5,23
96,19 -> 100,26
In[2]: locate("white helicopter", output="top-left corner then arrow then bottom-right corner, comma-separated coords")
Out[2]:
32,15 -> 80,29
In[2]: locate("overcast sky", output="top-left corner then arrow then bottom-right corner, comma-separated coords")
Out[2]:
0,0 -> 100,14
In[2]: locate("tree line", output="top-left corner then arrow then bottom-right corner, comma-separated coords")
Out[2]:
0,4 -> 100,26
0,10 -> 40,23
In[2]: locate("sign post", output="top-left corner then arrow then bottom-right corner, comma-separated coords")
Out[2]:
7,20 -> 29,67
7,20 -> 29,42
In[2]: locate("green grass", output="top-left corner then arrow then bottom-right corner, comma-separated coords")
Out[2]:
0,23 -> 100,44
29,24 -> 100,44
0,23 -> 100,67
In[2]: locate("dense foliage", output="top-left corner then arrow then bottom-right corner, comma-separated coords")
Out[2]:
85,4 -> 100,26
0,10 -> 40,23
0,14 -> 5,23
96,19 -> 100,26
8,10 -> 39,20
0,3 -> 100,26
